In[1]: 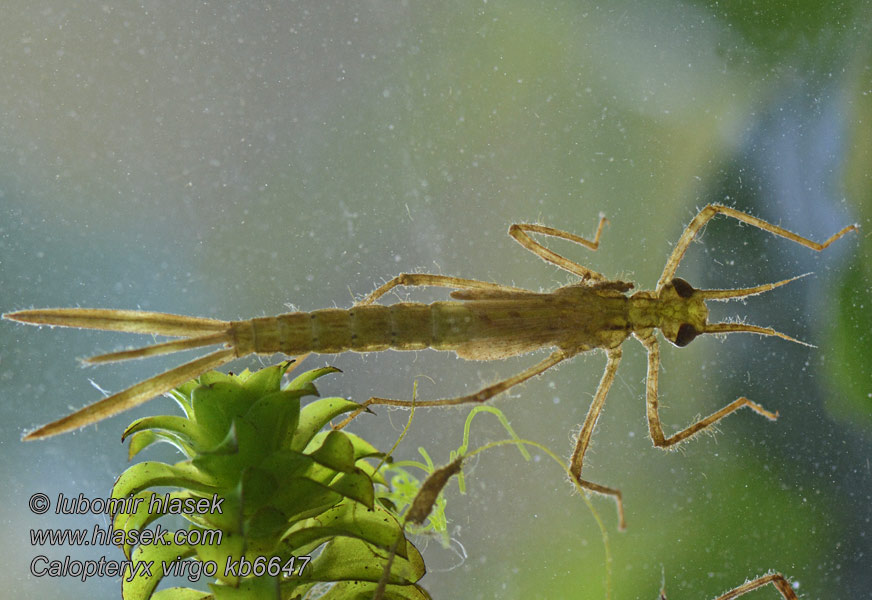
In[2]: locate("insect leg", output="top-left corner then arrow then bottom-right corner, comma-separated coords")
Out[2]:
638,334 -> 778,449
334,349 -> 574,428
509,218 -> 609,281
568,347 -> 626,529
360,273 -> 529,305
657,203 -> 858,291
713,573 -> 798,600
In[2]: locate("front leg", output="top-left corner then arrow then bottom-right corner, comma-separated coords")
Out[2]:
657,204 -> 857,291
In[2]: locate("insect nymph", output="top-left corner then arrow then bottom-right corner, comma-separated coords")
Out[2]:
4,204 -> 856,528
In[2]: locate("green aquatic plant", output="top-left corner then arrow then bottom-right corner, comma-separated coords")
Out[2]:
109,361 -> 428,600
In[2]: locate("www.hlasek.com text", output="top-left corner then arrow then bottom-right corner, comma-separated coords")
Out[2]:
31,522 -> 222,547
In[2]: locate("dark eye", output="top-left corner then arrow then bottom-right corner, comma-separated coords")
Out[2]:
671,278 -> 695,298
674,323 -> 699,347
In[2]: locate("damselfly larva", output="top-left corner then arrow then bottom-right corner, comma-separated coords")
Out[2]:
4,205 -> 856,528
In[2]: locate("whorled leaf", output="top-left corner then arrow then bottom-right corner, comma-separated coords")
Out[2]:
113,491 -> 198,559
209,575 -> 281,600
297,535 -> 425,586
121,532 -> 195,600
291,397 -> 363,452
113,461 -> 222,502
122,415 -> 209,453
286,365 -> 342,390
191,381 -> 256,447
196,370 -> 237,387
300,580 -> 431,600
308,431 -> 356,472
166,384 -> 196,419
259,448 -> 374,508
238,361 -> 292,397
326,470 -> 375,509
267,477 -> 345,525
240,389 -> 307,453
126,429 -> 180,460
192,529 -> 247,585
305,429 -> 385,462
150,588 -> 213,600
280,501 -> 411,560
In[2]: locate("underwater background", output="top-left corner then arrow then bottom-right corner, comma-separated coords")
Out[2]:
1,2 -> 870,598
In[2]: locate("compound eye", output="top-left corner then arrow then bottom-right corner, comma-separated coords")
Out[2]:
671,278 -> 695,298
674,323 -> 699,347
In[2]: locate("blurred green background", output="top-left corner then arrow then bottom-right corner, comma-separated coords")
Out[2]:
1,1 -> 870,598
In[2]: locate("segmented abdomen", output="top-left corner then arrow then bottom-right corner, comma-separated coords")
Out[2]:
239,302 -> 480,355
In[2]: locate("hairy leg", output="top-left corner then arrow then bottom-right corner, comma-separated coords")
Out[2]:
509,218 -> 609,281
360,273 -> 529,305
657,203 -> 857,290
713,573 -> 798,600
568,347 -> 626,529
638,333 -> 777,449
